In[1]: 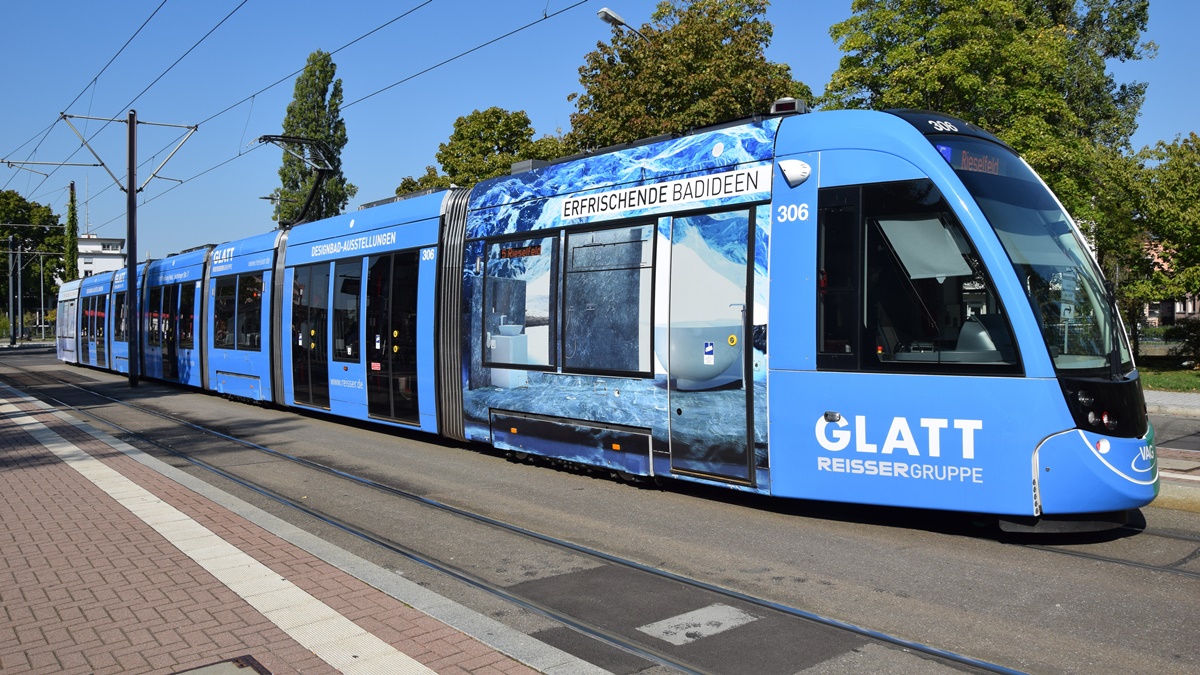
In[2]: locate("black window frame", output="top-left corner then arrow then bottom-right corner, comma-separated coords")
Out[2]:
237,273 -> 264,352
213,275 -> 237,350
560,220 -> 657,378
332,259 -> 362,363
178,281 -> 196,350
113,292 -> 127,342
147,287 -> 162,347
816,179 -> 1023,376
480,231 -> 561,372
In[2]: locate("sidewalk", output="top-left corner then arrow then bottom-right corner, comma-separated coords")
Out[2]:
1145,388 -> 1200,419
0,384 -> 601,675
1145,389 -> 1200,513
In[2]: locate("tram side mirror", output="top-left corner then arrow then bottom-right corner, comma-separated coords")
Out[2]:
778,159 -> 812,188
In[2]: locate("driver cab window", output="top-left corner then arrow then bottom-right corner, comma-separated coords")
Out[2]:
818,179 -> 1021,375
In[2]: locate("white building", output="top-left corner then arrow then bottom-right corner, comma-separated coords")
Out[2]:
78,234 -> 125,277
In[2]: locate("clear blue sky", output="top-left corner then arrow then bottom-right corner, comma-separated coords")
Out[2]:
2,0 -> 1196,259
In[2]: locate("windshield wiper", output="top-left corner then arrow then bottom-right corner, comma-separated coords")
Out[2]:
1105,280 -> 1123,381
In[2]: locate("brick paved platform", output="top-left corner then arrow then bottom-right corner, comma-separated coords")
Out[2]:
0,385 -> 591,675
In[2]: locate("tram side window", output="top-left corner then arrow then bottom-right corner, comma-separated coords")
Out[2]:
483,235 -> 558,368
333,260 -> 361,362
179,282 -> 196,349
237,273 -> 263,351
80,297 -> 91,340
162,284 -> 177,347
818,179 -> 1020,374
113,293 -> 127,342
214,277 -> 237,349
147,288 -> 162,346
817,188 -> 860,370
562,224 -> 653,375
95,295 -> 106,341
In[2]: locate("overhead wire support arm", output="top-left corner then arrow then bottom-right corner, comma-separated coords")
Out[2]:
139,122 -> 198,191
60,113 -> 126,191
60,113 -> 199,193
2,160 -> 101,177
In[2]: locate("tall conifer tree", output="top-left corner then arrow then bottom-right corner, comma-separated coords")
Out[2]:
63,182 -> 79,282
271,50 -> 357,224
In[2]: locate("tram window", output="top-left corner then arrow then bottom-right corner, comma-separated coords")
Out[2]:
80,297 -> 90,340
563,224 -> 653,375
95,296 -> 105,340
147,288 -> 162,347
818,179 -> 1020,374
113,292 -> 127,342
333,260 -> 361,362
483,234 -> 558,369
162,284 -> 177,346
179,282 -> 196,349
237,273 -> 263,351
817,188 -> 861,370
214,276 -> 237,349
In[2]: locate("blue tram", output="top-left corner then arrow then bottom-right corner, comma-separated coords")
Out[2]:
58,106 -> 1158,530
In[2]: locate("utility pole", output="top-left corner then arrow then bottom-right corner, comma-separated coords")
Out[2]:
2,113 -> 194,367
49,110 -> 196,387
6,235 -> 13,346
16,245 -> 22,340
127,110 -> 139,387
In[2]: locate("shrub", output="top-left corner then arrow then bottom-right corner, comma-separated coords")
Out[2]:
1165,319 -> 1200,362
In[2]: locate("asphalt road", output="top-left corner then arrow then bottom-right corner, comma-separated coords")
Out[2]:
5,349 -> 1198,674
1153,412 -> 1200,452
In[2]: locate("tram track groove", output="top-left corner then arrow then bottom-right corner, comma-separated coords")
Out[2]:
1,364 -> 1023,675
1021,544 -> 1200,580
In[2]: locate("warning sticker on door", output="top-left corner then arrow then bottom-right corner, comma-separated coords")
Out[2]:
704,341 -> 715,366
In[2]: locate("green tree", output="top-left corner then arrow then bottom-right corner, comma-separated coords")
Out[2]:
271,50 -> 357,225
821,0 -> 1151,212
62,181 -> 80,282
822,0 -> 1156,331
1,189 -> 61,329
396,165 -> 452,195
396,107 -> 571,193
1142,133 -> 1200,296
568,0 -> 812,150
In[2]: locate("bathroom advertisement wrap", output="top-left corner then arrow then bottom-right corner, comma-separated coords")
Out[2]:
458,121 -> 779,477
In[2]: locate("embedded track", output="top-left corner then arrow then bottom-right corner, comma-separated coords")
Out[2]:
1,360 -> 1012,675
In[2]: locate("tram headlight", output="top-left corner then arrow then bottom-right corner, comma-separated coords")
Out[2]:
1087,410 -> 1099,426
1077,390 -> 1094,407
1102,411 -> 1118,431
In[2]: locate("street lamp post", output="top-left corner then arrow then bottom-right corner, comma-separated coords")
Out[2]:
597,7 -> 650,43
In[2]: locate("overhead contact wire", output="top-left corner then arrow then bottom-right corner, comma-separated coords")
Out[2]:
2,0 -> 170,190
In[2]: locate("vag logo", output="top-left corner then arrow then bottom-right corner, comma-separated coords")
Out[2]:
1131,444 -> 1156,474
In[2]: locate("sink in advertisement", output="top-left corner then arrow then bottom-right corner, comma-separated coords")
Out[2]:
498,323 -> 523,336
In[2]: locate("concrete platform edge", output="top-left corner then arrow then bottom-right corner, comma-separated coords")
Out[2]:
1147,403 -> 1200,419
19,392 -> 609,675
1153,481 -> 1200,514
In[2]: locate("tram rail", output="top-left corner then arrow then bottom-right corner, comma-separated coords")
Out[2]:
2,360 -> 1018,675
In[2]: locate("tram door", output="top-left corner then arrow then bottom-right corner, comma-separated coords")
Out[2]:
94,295 -> 107,368
162,284 -> 178,380
365,251 -> 420,424
292,264 -> 331,408
667,210 -> 753,483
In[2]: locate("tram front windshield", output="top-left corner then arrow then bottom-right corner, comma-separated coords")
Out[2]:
933,135 -> 1132,375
